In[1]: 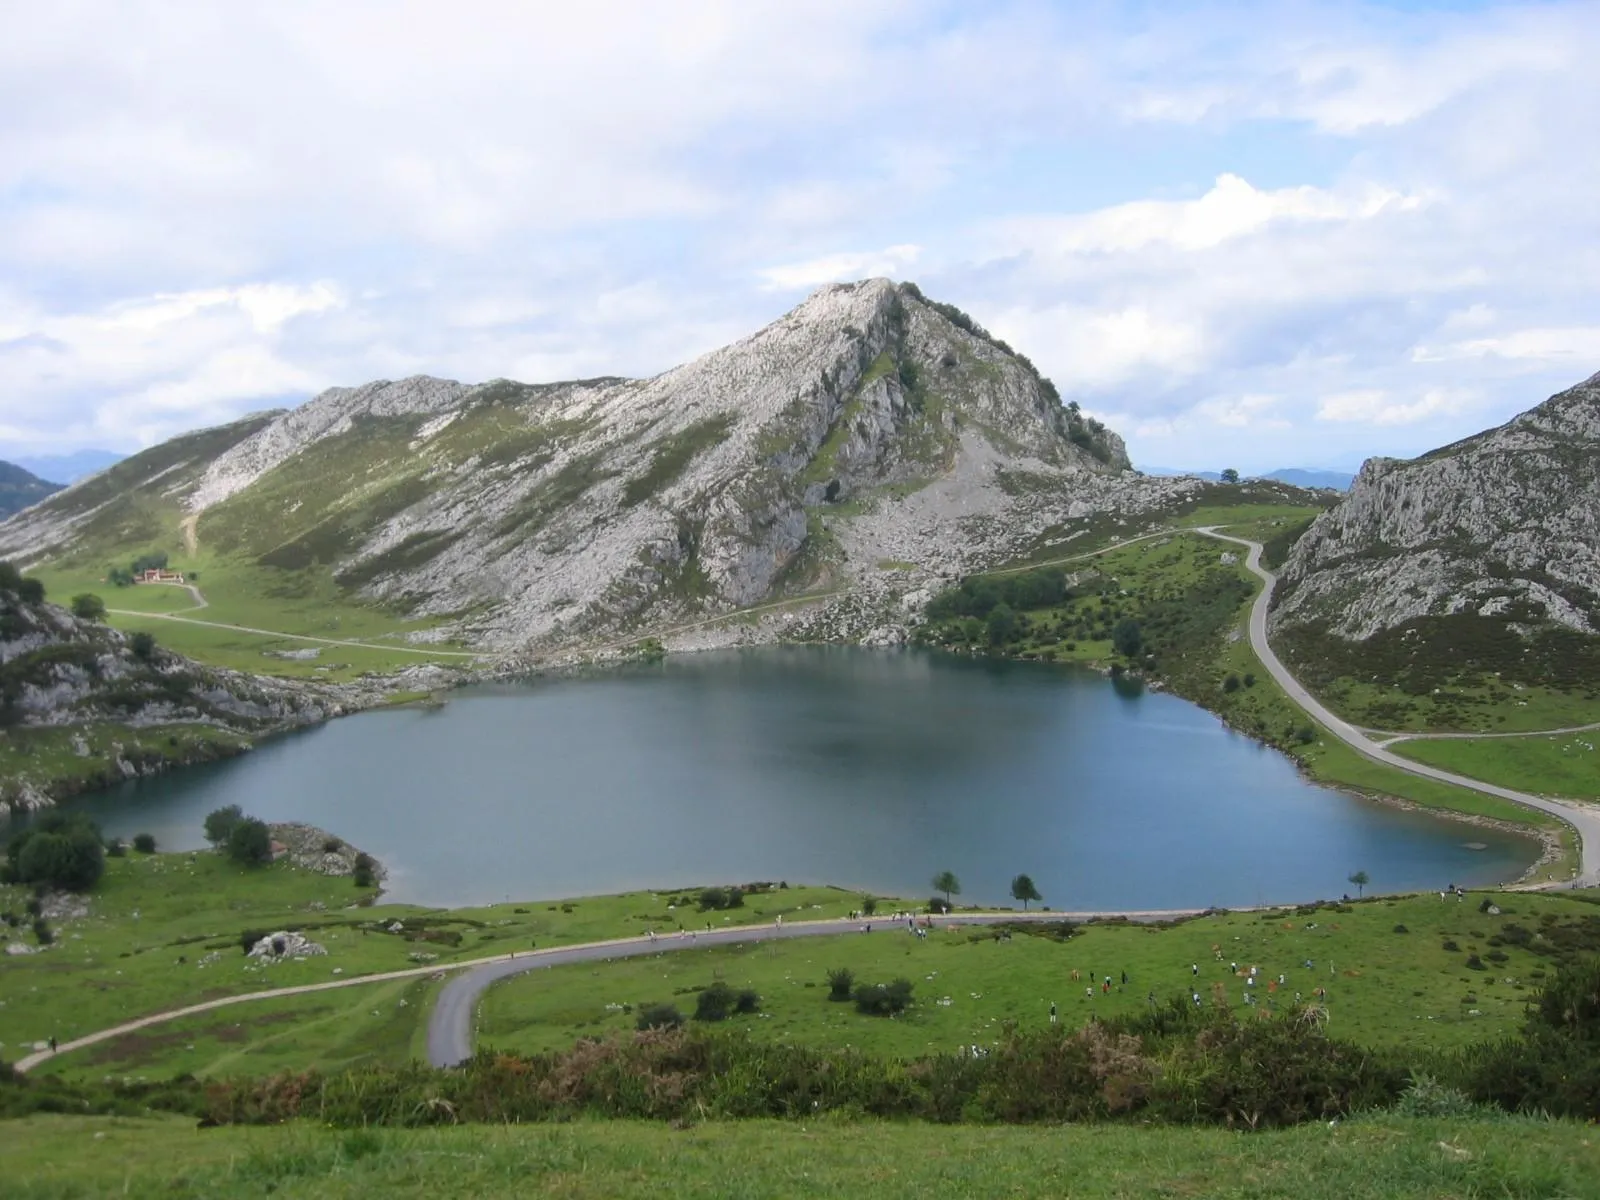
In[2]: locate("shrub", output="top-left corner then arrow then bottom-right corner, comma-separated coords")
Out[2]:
861,896 -> 878,917
70,593 -> 106,621
695,983 -> 736,1022
827,968 -> 855,1002
352,852 -> 376,889
698,888 -> 727,912
1465,954 -> 1486,971
129,631 -> 157,661
854,978 -> 914,1016
734,989 -> 760,1015
322,837 -> 343,853
1392,924 -> 1409,934
132,832 -> 157,854
32,918 -> 52,945
635,1003 -> 684,1031
927,896 -> 951,915
226,818 -> 273,866
7,812 -> 105,892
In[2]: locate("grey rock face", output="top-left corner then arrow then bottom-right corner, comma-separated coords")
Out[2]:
0,280 -> 1168,657
1274,372 -> 1600,640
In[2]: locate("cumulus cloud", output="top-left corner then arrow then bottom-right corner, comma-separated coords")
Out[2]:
0,1 -> 1596,474
759,246 -> 923,292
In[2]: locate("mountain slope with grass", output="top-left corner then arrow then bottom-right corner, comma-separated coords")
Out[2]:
1269,371 -> 1600,732
0,281 -> 1185,655
0,461 -> 62,520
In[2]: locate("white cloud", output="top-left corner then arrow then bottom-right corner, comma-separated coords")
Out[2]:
758,245 -> 923,291
991,174 -> 1423,256
1412,326 -> 1600,367
1316,388 -> 1476,427
0,0 -> 1597,475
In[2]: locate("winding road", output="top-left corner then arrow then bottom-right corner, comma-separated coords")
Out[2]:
1197,528 -> 1600,886
427,909 -> 1208,1067
12,908 -> 1206,1075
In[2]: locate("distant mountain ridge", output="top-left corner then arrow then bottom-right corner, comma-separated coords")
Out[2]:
0,280 -> 1202,653
0,461 -> 62,519
1141,466 -> 1354,491
5,450 -> 124,485
1273,369 -> 1600,642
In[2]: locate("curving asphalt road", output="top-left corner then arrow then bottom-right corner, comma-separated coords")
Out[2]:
1198,528 -> 1600,886
426,908 -> 1206,1067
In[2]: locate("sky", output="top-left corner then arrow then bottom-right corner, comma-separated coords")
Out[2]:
2,1 -> 1597,475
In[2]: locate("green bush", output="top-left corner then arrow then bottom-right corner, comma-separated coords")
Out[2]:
132,832 -> 157,854
129,631 -> 157,661
32,917 -> 52,945
853,978 -> 914,1017
204,805 -> 244,846
827,968 -> 855,1002
70,593 -> 107,621
694,982 -> 736,1022
226,818 -> 273,866
6,812 -> 105,892
635,1003 -> 684,1031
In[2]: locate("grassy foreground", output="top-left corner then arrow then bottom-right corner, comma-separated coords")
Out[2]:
0,850 -> 882,1081
12,837 -> 1600,1082
4,1111 -> 1596,1199
478,890 -> 1600,1058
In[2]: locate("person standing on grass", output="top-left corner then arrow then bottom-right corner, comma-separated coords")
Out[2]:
1049,1001 -> 1058,1025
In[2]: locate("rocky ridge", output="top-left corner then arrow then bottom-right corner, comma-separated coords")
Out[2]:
0,280 -> 1189,656
1272,371 -> 1600,642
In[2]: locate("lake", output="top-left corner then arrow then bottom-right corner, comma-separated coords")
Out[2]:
47,647 -> 1535,908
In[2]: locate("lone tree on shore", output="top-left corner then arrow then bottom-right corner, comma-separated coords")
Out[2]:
1348,870 -> 1370,898
1010,873 -> 1042,911
1220,468 -> 1240,483
932,870 -> 961,907
226,818 -> 273,867
204,805 -> 244,847
1112,617 -> 1142,659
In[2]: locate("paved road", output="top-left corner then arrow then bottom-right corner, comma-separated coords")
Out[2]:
11,908 -> 1207,1074
426,908 -> 1207,1067
1198,528 -> 1600,885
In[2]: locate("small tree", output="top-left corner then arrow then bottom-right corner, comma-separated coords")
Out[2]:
1112,617 -> 1142,658
70,593 -> 107,621
132,832 -> 157,854
694,982 -> 737,1022
861,895 -> 878,916
1348,870 -> 1370,898
931,871 -> 961,907
226,818 -> 273,867
985,603 -> 1017,646
18,577 -> 45,604
1010,873 -> 1041,911
352,852 -> 377,888
1220,468 -> 1240,484
129,631 -> 157,661
204,805 -> 244,847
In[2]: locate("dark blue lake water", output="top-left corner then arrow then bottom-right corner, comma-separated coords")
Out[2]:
51,647 -> 1534,908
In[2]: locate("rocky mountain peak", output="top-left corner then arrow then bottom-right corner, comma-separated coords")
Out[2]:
0,280 -> 1156,651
